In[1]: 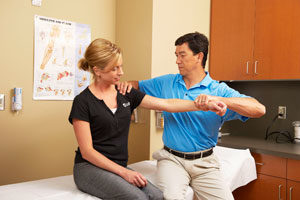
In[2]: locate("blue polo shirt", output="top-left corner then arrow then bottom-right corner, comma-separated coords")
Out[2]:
139,72 -> 249,152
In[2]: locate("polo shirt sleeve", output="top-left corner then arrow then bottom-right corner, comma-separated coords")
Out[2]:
218,82 -> 250,122
138,74 -> 172,98
126,88 -> 146,112
68,95 -> 90,124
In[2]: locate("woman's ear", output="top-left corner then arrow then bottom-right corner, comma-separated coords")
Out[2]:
93,66 -> 101,77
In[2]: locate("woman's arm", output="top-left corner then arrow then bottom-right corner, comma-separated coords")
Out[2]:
72,119 -> 147,187
139,94 -> 227,116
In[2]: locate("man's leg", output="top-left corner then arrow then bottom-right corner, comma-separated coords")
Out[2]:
189,154 -> 234,200
153,149 -> 190,200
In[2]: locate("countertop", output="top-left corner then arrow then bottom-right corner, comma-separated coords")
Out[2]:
217,135 -> 300,160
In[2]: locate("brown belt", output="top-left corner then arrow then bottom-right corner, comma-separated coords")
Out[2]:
164,146 -> 213,160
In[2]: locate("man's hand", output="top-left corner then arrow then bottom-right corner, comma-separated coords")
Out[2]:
116,81 -> 133,95
207,100 -> 227,116
194,94 -> 227,116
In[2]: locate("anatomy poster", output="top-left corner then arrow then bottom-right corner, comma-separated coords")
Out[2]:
33,15 -> 91,100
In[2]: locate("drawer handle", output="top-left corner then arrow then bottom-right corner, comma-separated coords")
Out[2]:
256,162 -> 264,166
290,187 -> 293,200
279,185 -> 282,200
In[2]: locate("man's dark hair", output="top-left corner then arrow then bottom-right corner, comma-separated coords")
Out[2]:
175,32 -> 209,67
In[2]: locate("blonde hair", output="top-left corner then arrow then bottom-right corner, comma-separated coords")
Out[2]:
78,38 -> 121,76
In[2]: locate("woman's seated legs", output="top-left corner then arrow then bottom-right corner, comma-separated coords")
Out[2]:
74,162 -> 162,200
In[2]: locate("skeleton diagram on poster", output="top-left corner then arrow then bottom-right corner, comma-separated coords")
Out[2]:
33,15 -> 91,100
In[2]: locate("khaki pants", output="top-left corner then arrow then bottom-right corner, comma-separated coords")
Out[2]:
152,148 -> 234,200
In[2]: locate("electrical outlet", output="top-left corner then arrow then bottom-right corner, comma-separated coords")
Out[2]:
278,106 -> 286,119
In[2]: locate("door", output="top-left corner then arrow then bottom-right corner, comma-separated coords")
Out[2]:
287,180 -> 300,200
209,0 -> 255,81
254,0 -> 300,79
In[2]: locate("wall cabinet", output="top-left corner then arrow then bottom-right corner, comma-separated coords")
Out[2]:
233,153 -> 300,200
209,0 -> 300,81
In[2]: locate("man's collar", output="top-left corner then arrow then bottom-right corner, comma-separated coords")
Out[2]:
177,72 -> 213,89
199,72 -> 213,87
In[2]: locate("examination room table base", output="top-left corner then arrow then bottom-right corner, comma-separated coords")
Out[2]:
0,146 -> 257,200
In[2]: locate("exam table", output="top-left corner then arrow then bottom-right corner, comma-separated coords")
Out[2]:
0,146 -> 257,200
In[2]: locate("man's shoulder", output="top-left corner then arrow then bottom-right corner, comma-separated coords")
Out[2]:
138,74 -> 179,95
153,73 -> 180,82
140,73 -> 179,84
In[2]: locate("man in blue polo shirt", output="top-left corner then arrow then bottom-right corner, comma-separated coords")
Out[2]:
119,32 -> 265,200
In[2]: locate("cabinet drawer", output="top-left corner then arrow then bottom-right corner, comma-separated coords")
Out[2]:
252,152 -> 287,178
287,159 -> 300,181
233,174 -> 286,200
287,180 -> 300,199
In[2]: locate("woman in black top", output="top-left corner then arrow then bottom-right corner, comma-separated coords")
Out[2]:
68,38 -> 226,200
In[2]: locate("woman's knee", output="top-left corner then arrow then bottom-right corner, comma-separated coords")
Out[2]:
122,190 -> 148,200
150,190 -> 163,200
131,187 -> 163,200
142,182 -> 163,200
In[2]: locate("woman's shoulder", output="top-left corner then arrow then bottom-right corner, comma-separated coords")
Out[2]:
127,87 -> 145,96
73,87 -> 91,102
120,87 -> 145,104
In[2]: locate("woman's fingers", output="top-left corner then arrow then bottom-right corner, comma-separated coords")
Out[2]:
134,174 -> 147,187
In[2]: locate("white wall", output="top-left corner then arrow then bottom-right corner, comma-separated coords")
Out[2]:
150,0 -> 211,156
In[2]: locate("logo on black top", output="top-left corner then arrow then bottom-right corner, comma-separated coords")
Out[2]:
123,102 -> 130,107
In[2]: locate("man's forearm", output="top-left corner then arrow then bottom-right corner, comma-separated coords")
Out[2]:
217,97 -> 265,118
140,95 -> 226,116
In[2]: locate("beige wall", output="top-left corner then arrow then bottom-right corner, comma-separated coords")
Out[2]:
0,0 -> 211,185
116,0 -> 153,164
150,0 -> 211,157
0,0 -> 116,185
